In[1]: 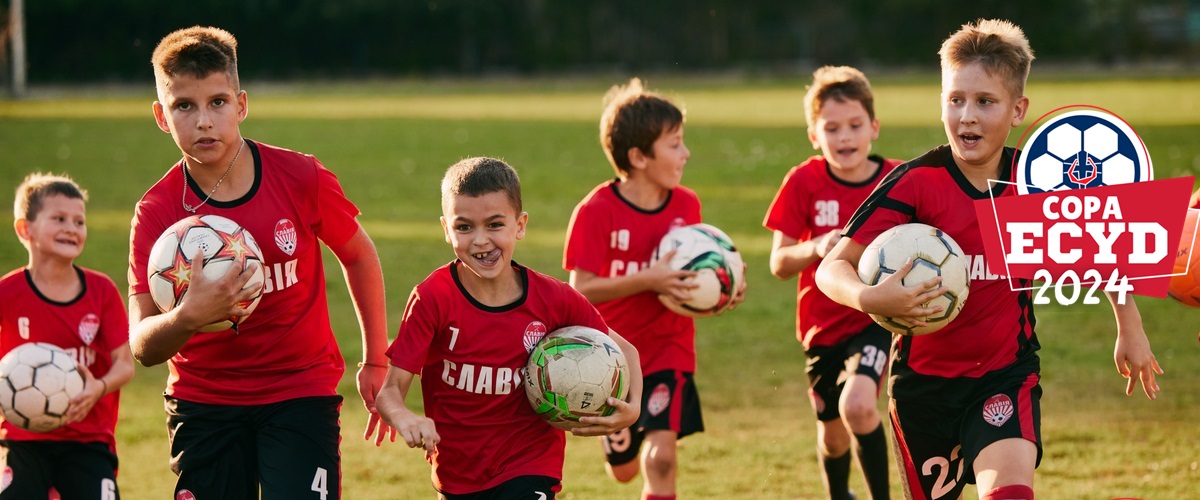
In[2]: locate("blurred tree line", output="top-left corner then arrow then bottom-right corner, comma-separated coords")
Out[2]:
4,0 -> 1199,83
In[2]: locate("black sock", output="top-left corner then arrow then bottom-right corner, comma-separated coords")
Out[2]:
821,449 -> 854,500
854,424 -> 891,500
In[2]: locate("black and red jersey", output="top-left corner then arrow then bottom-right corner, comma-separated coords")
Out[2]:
844,145 -> 1040,403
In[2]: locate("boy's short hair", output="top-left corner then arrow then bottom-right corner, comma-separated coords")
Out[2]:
599,78 -> 685,177
939,19 -> 1035,99
152,26 -> 240,97
804,66 -> 876,131
441,157 -> 523,214
14,173 -> 87,221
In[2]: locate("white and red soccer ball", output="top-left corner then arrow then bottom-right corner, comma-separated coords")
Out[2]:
652,223 -> 745,317
147,214 -> 266,332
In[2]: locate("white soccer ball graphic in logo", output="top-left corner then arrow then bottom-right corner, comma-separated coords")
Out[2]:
1016,109 -> 1151,195
857,223 -> 970,336
147,214 -> 266,332
0,342 -> 85,432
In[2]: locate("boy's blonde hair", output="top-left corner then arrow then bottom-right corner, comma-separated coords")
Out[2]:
152,26 -> 240,97
804,66 -> 876,131
599,78 -> 685,178
939,19 -> 1035,99
14,173 -> 87,221
441,157 -> 523,214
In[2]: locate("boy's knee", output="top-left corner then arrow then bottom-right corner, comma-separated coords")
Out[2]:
840,400 -> 878,429
606,461 -> 640,483
642,447 -> 677,478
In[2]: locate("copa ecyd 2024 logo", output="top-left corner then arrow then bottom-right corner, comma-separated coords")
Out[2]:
975,105 -> 1194,306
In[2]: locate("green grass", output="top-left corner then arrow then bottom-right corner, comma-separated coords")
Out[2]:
2,77 -> 1200,498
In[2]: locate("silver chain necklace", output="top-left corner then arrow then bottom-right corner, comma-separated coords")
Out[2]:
182,139 -> 244,213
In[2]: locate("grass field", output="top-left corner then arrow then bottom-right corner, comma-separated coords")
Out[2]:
1,76 -> 1199,499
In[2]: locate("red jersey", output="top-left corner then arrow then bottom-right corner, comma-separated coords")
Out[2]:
563,180 -> 702,374
844,146 -> 1040,403
763,155 -> 901,349
386,262 -> 609,495
0,267 -> 127,451
128,140 -> 362,405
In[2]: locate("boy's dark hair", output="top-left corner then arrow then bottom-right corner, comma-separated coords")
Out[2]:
599,78 -> 685,178
441,157 -> 523,214
14,173 -> 88,221
939,19 -> 1035,99
805,66 -> 876,132
152,26 -> 240,97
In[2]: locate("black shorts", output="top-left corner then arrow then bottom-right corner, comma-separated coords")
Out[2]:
165,395 -> 343,500
890,371 -> 1042,499
602,370 -> 704,466
804,324 -> 891,421
0,440 -> 118,500
437,475 -> 559,500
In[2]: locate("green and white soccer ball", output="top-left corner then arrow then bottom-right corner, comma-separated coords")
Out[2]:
857,223 -> 970,336
0,342 -> 85,432
525,326 -> 630,430
653,223 -> 745,317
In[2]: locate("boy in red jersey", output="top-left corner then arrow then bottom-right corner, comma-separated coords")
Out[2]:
127,27 -> 391,499
376,157 -> 642,499
1,174 -> 134,499
564,78 -> 743,500
763,66 -> 899,500
816,19 -> 1162,500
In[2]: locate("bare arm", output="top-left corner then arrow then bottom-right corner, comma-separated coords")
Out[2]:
1107,293 -> 1162,399
569,249 -> 697,304
815,236 -> 946,322
65,343 -> 135,423
128,251 -> 258,366
769,230 -> 839,280
376,366 -> 439,453
327,226 -> 394,442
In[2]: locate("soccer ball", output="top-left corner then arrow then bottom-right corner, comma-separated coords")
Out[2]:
525,326 -> 630,430
652,223 -> 745,317
0,342 -> 85,432
147,214 -> 266,332
857,223 -> 970,336
1168,209 -> 1200,307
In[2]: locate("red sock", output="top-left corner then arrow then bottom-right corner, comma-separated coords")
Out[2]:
981,484 -> 1034,500
644,495 -> 676,500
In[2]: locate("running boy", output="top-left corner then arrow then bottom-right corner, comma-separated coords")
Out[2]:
127,26 -> 391,499
564,78 -> 743,500
376,157 -> 642,498
1,173 -> 134,499
763,66 -> 898,500
815,19 -> 1161,500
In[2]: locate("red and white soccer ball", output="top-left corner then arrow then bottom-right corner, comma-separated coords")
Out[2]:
147,214 -> 266,332
652,223 -> 745,317
857,223 -> 970,336
0,342 -> 85,432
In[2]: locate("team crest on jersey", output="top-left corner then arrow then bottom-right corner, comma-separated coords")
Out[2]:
274,219 -> 298,255
807,387 -> 825,415
77,313 -> 100,345
669,217 -> 687,230
176,489 -> 197,500
982,394 -> 1014,427
523,321 -> 548,353
647,383 -> 671,417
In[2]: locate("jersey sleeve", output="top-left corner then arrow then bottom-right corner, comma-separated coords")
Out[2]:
843,167 -> 918,246
313,161 -> 362,249
563,200 -> 610,275
763,167 -> 811,240
558,281 -> 609,334
127,200 -> 171,296
386,285 -> 438,375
